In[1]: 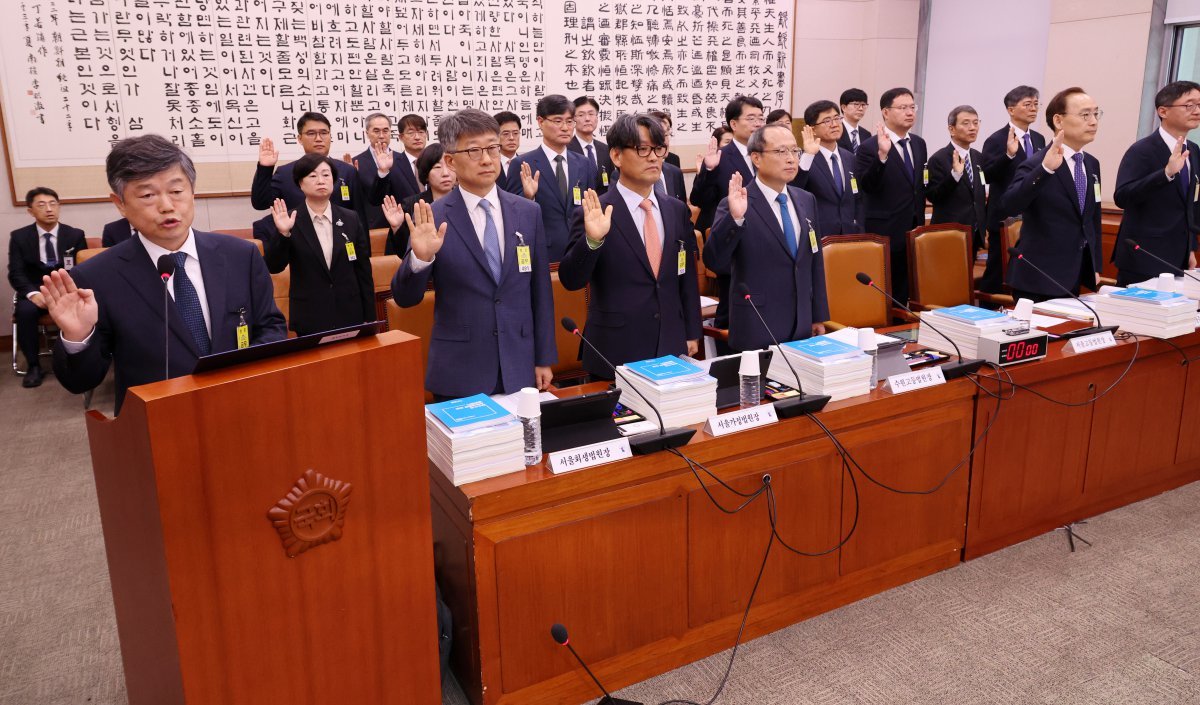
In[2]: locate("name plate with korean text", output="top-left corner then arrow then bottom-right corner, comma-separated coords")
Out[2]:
548,438 -> 632,474
704,404 -> 779,437
886,366 -> 947,394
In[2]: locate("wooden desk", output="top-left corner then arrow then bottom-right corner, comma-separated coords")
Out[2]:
432,378 -> 976,705
965,329 -> 1200,558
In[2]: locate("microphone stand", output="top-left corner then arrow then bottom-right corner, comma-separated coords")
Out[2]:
1124,239 -> 1200,286
736,289 -> 831,417
1008,249 -> 1117,340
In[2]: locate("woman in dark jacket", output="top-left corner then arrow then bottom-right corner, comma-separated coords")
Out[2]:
382,143 -> 457,256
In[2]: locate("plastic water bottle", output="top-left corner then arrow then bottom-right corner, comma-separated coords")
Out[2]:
738,350 -> 761,409
517,387 -> 542,466
858,328 -> 879,385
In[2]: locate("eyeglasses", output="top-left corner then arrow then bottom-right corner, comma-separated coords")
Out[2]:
402,129 -> 427,136
1016,100 -> 1040,109
739,114 -> 766,124
1069,109 -> 1103,121
628,145 -> 668,158
542,117 -> 576,128
813,115 -> 842,128
754,148 -> 803,158
499,130 -> 521,138
888,104 -> 918,113
30,201 -> 58,209
449,144 -> 502,161
301,129 -> 331,138
956,119 -> 981,128
845,102 -> 868,109
1167,102 -> 1200,112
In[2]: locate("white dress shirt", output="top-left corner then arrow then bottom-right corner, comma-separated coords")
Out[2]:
1008,122 -> 1031,160
409,186 -> 505,272
733,138 -> 755,174
950,142 -> 972,182
614,180 -> 665,251
576,135 -> 599,167
541,143 -> 570,189
881,127 -> 914,167
842,119 -> 861,148
1160,126 -> 1188,183
28,224 -> 60,301
799,145 -> 843,179
1043,143 -> 1088,176
732,180 -> 805,243
307,202 -> 335,268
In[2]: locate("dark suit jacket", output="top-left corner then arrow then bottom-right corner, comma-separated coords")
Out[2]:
354,147 -> 421,229
558,188 -> 702,377
1002,149 -> 1103,295
101,218 -> 133,248
689,140 -> 756,233
981,125 -> 1047,231
52,232 -> 287,413
1112,132 -> 1200,278
790,148 -> 864,237
250,157 -> 377,233
837,124 -> 872,154
568,136 -> 614,193
704,183 -> 830,352
256,204 -> 375,336
665,152 -> 681,168
656,162 -> 688,203
926,144 -> 987,247
8,223 -> 88,298
502,147 -> 599,262
854,132 -> 929,250
384,190 -> 435,256
391,187 -> 557,397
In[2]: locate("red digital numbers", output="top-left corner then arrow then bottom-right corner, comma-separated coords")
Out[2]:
1004,340 -> 1041,361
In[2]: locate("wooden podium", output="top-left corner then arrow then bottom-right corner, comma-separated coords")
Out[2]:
84,331 -> 441,704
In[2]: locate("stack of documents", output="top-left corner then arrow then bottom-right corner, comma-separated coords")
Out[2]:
766,334 -> 874,401
1091,287 -> 1198,338
1032,298 -> 1095,323
615,356 -> 717,428
1131,273 -> 1200,301
917,305 -> 1019,358
426,393 -> 526,485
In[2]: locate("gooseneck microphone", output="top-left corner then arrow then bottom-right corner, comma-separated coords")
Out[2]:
156,255 -> 177,381
550,623 -> 642,705
735,283 -> 831,417
1123,238 -> 1200,285
853,272 -> 984,380
561,317 -> 695,454
1006,248 -> 1118,340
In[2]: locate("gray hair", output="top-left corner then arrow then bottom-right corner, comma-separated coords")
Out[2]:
947,105 -> 978,127
106,134 -> 197,199
437,108 -> 500,151
746,124 -> 793,153
364,112 -> 390,129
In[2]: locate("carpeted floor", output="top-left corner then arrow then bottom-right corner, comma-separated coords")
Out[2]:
1,368 -> 1197,705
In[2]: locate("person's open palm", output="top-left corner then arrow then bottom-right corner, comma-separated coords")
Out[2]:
40,269 -> 97,342
406,200 -> 447,261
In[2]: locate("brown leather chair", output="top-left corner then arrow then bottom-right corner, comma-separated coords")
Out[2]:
370,255 -> 402,324
270,266 -> 291,334
992,217 -> 1023,294
11,294 -> 57,375
550,271 -> 588,381
820,233 -> 897,328
369,228 -> 390,257
85,236 -> 102,249
386,293 -> 435,371
907,223 -> 1012,311
75,248 -> 106,264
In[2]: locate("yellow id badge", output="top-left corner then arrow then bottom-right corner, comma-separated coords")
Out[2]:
849,176 -> 859,194
922,167 -> 929,186
340,184 -> 350,200
345,241 -> 357,261
979,170 -> 987,186
601,171 -> 609,186
1093,181 -> 1101,203
572,186 -> 582,205
516,245 -> 532,273
236,323 -> 250,349
1194,181 -> 1199,203
808,228 -> 819,254
677,244 -> 687,276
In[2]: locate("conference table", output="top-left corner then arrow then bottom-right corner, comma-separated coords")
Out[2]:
429,324 -> 1200,705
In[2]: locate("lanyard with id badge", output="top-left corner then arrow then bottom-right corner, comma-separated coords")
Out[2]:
236,307 -> 250,349
806,218 -> 819,254
64,247 -> 75,270
516,232 -> 532,273
1091,174 -> 1101,204
338,178 -> 351,202
342,232 -> 357,261
677,240 -> 687,276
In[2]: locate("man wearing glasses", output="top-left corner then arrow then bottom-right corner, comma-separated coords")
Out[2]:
926,106 -> 988,255
854,87 -> 928,303
793,100 -> 863,237
558,114 -> 702,378
352,112 -> 424,229
1113,80 -> 1200,286
392,109 -> 556,399
1003,87 -> 1105,302
704,124 -> 828,352
568,96 -> 614,194
494,111 -> 523,182
503,95 -> 600,262
838,89 -> 871,154
979,86 -> 1047,293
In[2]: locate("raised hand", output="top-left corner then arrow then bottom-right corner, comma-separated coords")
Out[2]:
373,144 -> 394,174
1166,135 -> 1190,178
519,161 -> 540,199
40,269 -> 97,343
727,172 -> 749,220
341,152 -> 354,165
702,137 -> 722,170
801,125 -> 819,156
876,123 -> 891,161
1006,126 -> 1020,158
1042,130 -> 1065,172
270,198 -> 297,236
581,188 -> 613,242
381,194 -> 405,230
406,199 -> 447,262
258,137 -> 279,167
951,149 -> 964,177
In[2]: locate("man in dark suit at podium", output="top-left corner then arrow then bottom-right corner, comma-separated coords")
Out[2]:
8,187 -> 88,387
393,109 -> 556,400
42,135 -> 286,413
1113,80 -> 1200,285
705,124 -> 828,352
558,114 -> 701,378
926,106 -> 987,254
101,217 -> 134,247
793,100 -> 863,237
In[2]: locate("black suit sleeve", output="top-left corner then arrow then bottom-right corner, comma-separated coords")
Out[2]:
250,163 -> 277,210
247,247 -> 288,343
7,232 -> 35,298
925,150 -> 960,203
50,268 -> 112,394
854,139 -> 886,191
255,215 -> 293,274
349,212 -> 376,322
1113,143 -> 1171,209
980,130 -> 1015,185
558,206 -> 602,291
678,208 -> 702,340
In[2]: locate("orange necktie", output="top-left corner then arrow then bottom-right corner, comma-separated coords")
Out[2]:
640,198 -> 661,277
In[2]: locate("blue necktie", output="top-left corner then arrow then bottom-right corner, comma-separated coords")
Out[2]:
43,233 -> 56,266
479,199 -> 503,283
965,152 -> 974,187
831,153 -> 844,196
1072,153 -> 1087,213
170,252 -> 211,356
1022,133 -> 1033,158
1179,159 -> 1190,200
776,193 -> 797,258
585,143 -> 595,168
897,137 -> 914,182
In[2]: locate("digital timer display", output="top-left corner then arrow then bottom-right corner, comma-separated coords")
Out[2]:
998,336 -> 1047,365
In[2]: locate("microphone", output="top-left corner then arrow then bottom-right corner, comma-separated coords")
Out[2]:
1006,248 -> 1118,340
561,317 -> 695,454
156,255 -> 176,380
1123,238 -> 1200,286
550,623 -> 642,705
734,283 -> 830,417
853,272 -> 984,379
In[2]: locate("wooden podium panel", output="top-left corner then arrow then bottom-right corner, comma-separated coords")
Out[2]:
432,380 -> 975,705
86,331 -> 441,705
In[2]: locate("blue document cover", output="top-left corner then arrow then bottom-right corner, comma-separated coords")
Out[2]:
625,355 -> 705,383
427,393 -> 512,432
1110,287 -> 1185,304
782,335 -> 860,361
933,304 -> 1007,323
